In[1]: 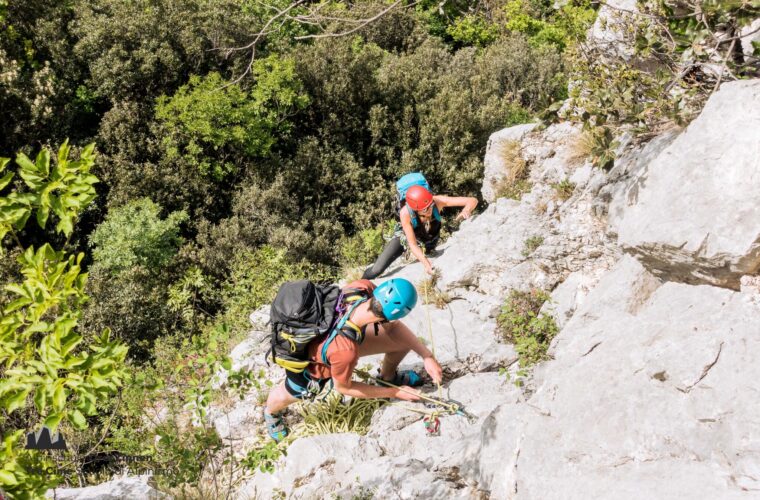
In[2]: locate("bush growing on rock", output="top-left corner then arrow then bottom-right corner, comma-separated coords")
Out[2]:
560,1 -> 760,167
498,289 -> 558,367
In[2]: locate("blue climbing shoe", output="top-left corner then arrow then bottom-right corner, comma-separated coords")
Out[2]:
377,369 -> 424,387
264,409 -> 288,443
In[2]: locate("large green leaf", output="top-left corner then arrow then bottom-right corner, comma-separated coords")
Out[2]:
0,171 -> 13,191
33,385 -> 47,413
36,204 -> 50,229
0,469 -> 18,485
52,383 -> 67,412
2,388 -> 30,414
35,148 -> 51,177
68,409 -> 86,430
43,412 -> 63,431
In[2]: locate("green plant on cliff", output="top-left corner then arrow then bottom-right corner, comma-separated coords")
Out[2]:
498,289 -> 558,367
560,1 -> 760,168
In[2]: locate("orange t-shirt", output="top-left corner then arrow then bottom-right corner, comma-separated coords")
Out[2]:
307,334 -> 358,385
306,280 -> 375,385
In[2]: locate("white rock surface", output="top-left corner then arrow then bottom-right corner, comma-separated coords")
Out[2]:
47,476 -> 167,499
740,19 -> 760,60
238,373 -> 525,499
609,80 -> 760,289
514,256 -> 760,499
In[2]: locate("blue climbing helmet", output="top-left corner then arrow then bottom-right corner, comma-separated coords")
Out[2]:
373,278 -> 418,321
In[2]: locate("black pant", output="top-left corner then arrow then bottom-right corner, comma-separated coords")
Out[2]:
362,236 -> 438,280
362,236 -> 404,279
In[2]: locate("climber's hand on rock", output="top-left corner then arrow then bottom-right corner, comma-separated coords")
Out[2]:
395,386 -> 421,401
424,261 -> 435,275
423,356 -> 443,385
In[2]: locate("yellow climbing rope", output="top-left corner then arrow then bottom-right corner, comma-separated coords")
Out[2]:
354,368 -> 460,413
422,275 -> 444,402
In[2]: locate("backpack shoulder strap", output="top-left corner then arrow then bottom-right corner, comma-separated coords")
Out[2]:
406,205 -> 418,228
433,205 -> 441,222
321,298 -> 366,366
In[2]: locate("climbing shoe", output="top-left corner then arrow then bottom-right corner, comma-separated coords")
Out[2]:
264,409 -> 288,443
376,368 -> 424,387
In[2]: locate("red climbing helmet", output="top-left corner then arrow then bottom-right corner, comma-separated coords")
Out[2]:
406,185 -> 434,212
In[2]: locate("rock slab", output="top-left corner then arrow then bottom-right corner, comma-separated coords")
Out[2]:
609,79 -> 760,289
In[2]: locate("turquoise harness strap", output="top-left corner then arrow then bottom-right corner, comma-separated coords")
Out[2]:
320,298 -> 367,366
407,204 -> 441,229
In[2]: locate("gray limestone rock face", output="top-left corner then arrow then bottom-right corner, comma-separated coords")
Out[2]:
434,198 -> 546,295
508,256 -> 760,499
741,19 -> 760,60
609,79 -> 760,289
46,476 -> 168,499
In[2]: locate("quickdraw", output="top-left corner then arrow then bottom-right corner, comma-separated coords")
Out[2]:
423,413 -> 441,436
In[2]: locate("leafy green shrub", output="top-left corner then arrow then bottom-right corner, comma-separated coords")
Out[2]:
0,141 -> 98,245
0,143 -> 127,498
156,61 -> 308,180
446,14 -> 500,47
89,198 -> 187,274
241,441 -> 286,474
104,326 -> 236,496
522,236 -> 544,257
339,225 -> 386,269
85,198 -> 189,357
497,289 -> 558,367
502,0 -> 596,51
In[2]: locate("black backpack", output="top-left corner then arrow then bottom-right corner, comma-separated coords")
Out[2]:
269,280 -> 372,373
269,280 -> 341,373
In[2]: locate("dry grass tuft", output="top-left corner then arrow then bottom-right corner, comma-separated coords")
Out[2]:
568,130 -> 595,165
417,273 -> 451,309
493,140 -> 532,200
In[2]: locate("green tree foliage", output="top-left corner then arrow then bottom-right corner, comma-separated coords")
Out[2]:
84,198 -> 188,357
502,0 -> 596,50
155,60 -> 308,181
89,198 -> 187,275
0,141 -> 98,247
0,143 -> 127,498
72,0 -> 214,102
0,0 -> 74,152
446,14 -> 501,47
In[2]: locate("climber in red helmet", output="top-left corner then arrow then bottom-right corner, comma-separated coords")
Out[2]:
363,183 -> 478,279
